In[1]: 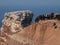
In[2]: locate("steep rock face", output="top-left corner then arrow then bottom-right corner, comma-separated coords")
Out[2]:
2,20 -> 60,45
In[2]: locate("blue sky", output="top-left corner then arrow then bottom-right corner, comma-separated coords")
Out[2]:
0,0 -> 60,14
0,0 -> 60,7
0,0 -> 60,15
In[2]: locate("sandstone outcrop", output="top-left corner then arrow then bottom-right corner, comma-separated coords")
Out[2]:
1,20 -> 60,45
1,12 -> 60,45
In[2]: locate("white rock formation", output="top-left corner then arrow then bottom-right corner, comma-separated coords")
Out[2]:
2,10 -> 33,33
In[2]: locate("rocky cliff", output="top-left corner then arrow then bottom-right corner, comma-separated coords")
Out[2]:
0,11 -> 60,45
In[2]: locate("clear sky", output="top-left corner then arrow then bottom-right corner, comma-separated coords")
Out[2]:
0,0 -> 60,7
